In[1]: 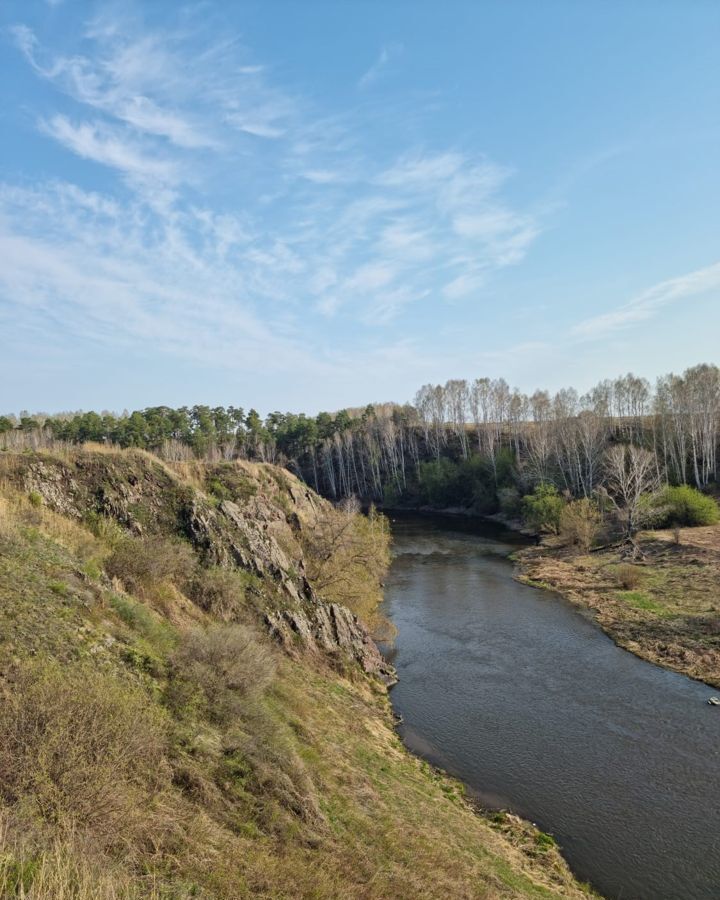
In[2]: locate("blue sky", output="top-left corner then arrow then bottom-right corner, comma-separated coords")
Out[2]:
1,0 -> 719,415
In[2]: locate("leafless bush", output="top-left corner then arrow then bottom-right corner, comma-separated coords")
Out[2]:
105,534 -> 196,593
168,625 -> 276,725
190,567 -> 249,620
603,444 -> 660,541
616,564 -> 642,590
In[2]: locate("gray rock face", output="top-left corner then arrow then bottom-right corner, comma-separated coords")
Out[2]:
265,605 -> 396,685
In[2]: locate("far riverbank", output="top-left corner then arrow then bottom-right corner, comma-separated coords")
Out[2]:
515,526 -> 720,689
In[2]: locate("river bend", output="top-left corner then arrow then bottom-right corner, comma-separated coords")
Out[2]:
382,513 -> 720,900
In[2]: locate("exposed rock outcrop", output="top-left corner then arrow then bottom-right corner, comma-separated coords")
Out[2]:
266,604 -> 396,685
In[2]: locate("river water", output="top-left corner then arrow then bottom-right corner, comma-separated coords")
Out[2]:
381,513 -> 720,900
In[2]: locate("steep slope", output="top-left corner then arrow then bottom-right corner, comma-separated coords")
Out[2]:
0,448 -> 593,899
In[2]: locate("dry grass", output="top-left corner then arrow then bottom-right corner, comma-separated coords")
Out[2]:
0,820 -> 168,900
168,624 -> 276,725
0,487 -> 102,565
651,523 -> 720,553
105,534 -> 196,594
0,663 -> 174,857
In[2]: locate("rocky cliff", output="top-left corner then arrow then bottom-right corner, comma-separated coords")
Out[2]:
1,450 -> 394,683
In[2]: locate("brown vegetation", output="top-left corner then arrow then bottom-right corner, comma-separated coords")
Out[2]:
0,663 -> 173,856
302,499 -> 392,631
167,624 -> 276,724
105,533 -> 197,594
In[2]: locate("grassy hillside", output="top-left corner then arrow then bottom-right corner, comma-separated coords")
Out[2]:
0,449 -> 592,899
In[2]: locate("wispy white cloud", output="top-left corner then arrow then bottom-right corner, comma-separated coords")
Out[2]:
40,115 -> 179,182
571,262 -> 720,339
301,169 -> 346,184
0,180 -> 328,374
225,113 -> 285,139
443,271 -> 486,300
358,43 -> 403,90
11,19 -> 290,151
375,151 -> 465,187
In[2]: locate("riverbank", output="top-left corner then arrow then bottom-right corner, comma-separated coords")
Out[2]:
516,526 -> 720,689
380,503 -> 536,533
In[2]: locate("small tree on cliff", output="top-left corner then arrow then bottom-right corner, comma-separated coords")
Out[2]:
302,499 -> 391,631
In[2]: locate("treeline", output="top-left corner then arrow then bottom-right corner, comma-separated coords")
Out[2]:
3,363 -> 719,511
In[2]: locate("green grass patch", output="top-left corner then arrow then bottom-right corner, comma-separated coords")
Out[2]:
81,557 -> 104,580
522,576 -> 555,592
109,593 -> 176,653
48,580 -> 69,597
535,831 -> 557,852
617,590 -> 666,614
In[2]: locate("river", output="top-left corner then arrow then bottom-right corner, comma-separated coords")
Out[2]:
381,512 -> 720,900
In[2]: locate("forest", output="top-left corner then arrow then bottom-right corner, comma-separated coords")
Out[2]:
3,363 -> 719,521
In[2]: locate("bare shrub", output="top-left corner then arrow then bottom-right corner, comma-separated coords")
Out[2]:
189,567 -> 251,621
617,564 -> 642,590
603,444 -> 660,541
560,498 -> 601,552
105,534 -> 196,593
168,625 -> 276,725
0,663 -> 171,854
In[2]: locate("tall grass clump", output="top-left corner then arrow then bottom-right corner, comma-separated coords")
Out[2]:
0,824 -> 167,900
616,564 -> 643,590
